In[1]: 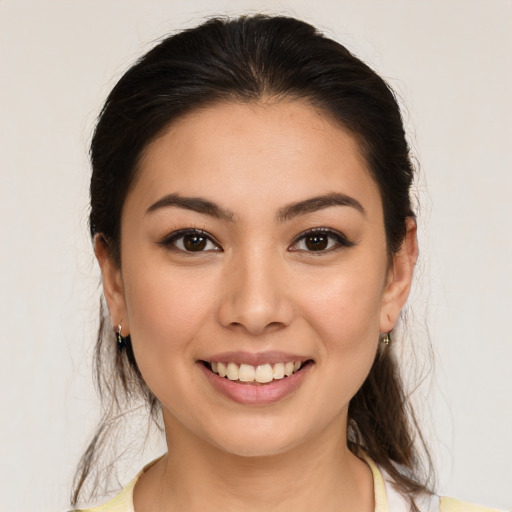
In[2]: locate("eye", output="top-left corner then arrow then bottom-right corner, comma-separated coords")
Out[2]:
289,228 -> 354,253
161,229 -> 221,253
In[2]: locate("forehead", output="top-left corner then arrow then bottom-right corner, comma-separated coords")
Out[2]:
129,100 -> 381,218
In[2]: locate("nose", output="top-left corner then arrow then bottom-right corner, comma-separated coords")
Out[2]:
217,248 -> 294,335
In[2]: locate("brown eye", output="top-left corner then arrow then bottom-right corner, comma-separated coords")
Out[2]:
290,228 -> 354,253
163,229 -> 221,253
305,234 -> 329,251
183,234 -> 207,251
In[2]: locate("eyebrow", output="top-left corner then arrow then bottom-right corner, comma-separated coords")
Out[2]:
146,193 -> 235,221
146,192 -> 364,222
277,192 -> 365,222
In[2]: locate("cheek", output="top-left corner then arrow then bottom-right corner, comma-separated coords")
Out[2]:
292,255 -> 386,401
122,260 -> 219,367
295,261 -> 386,350
301,277 -> 381,408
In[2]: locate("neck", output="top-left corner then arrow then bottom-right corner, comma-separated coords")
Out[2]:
134,413 -> 374,512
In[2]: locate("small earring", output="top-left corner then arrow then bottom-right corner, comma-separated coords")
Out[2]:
116,324 -> 127,350
381,332 -> 391,346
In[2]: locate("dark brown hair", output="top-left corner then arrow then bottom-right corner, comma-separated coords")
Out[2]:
73,14 -> 433,507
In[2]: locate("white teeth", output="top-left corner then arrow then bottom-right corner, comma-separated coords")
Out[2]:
239,363 -> 255,382
284,362 -> 294,376
226,362 -> 239,380
218,362 -> 227,378
209,360 -> 305,383
255,364 -> 273,383
273,362 -> 285,379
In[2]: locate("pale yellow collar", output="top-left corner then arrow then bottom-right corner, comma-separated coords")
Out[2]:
362,455 -> 391,512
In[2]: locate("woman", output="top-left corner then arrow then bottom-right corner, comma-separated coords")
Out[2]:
71,15 -> 502,512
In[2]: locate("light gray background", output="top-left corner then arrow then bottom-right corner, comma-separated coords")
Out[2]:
0,1 -> 510,511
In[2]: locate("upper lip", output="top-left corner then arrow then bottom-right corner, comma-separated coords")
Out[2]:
200,351 -> 311,366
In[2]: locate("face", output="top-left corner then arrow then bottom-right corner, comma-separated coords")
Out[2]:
97,100 -> 416,457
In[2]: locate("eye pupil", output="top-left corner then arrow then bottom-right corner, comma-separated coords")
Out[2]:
184,235 -> 207,251
305,234 -> 328,251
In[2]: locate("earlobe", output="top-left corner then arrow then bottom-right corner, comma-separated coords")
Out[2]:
379,218 -> 418,333
93,234 -> 130,333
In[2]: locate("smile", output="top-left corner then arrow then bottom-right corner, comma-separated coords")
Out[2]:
206,361 -> 305,384
198,353 -> 313,404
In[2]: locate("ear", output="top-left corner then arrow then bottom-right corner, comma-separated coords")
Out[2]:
379,218 -> 418,333
94,234 -> 130,335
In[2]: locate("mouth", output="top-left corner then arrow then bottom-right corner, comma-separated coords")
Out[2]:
200,359 -> 313,385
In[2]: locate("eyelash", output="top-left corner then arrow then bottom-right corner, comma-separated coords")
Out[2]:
160,229 -> 222,253
289,228 -> 355,253
160,227 -> 354,254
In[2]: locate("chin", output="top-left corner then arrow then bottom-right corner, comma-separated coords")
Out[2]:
198,413 -> 318,459
211,432 -> 300,458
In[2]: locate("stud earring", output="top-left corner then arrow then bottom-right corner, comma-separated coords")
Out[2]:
381,332 -> 391,346
116,324 -> 127,350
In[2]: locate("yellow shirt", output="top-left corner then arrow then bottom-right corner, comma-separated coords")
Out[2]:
75,457 -> 506,512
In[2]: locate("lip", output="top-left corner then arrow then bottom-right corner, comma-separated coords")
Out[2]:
197,355 -> 313,406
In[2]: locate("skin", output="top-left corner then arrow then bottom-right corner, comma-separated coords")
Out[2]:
96,100 -> 418,512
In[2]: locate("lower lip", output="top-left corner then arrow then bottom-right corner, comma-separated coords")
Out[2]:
198,362 -> 311,405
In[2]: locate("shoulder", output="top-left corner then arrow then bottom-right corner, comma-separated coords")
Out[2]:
440,496 -> 508,512
70,456 -> 164,512
364,454 -> 507,512
69,473 -> 137,512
